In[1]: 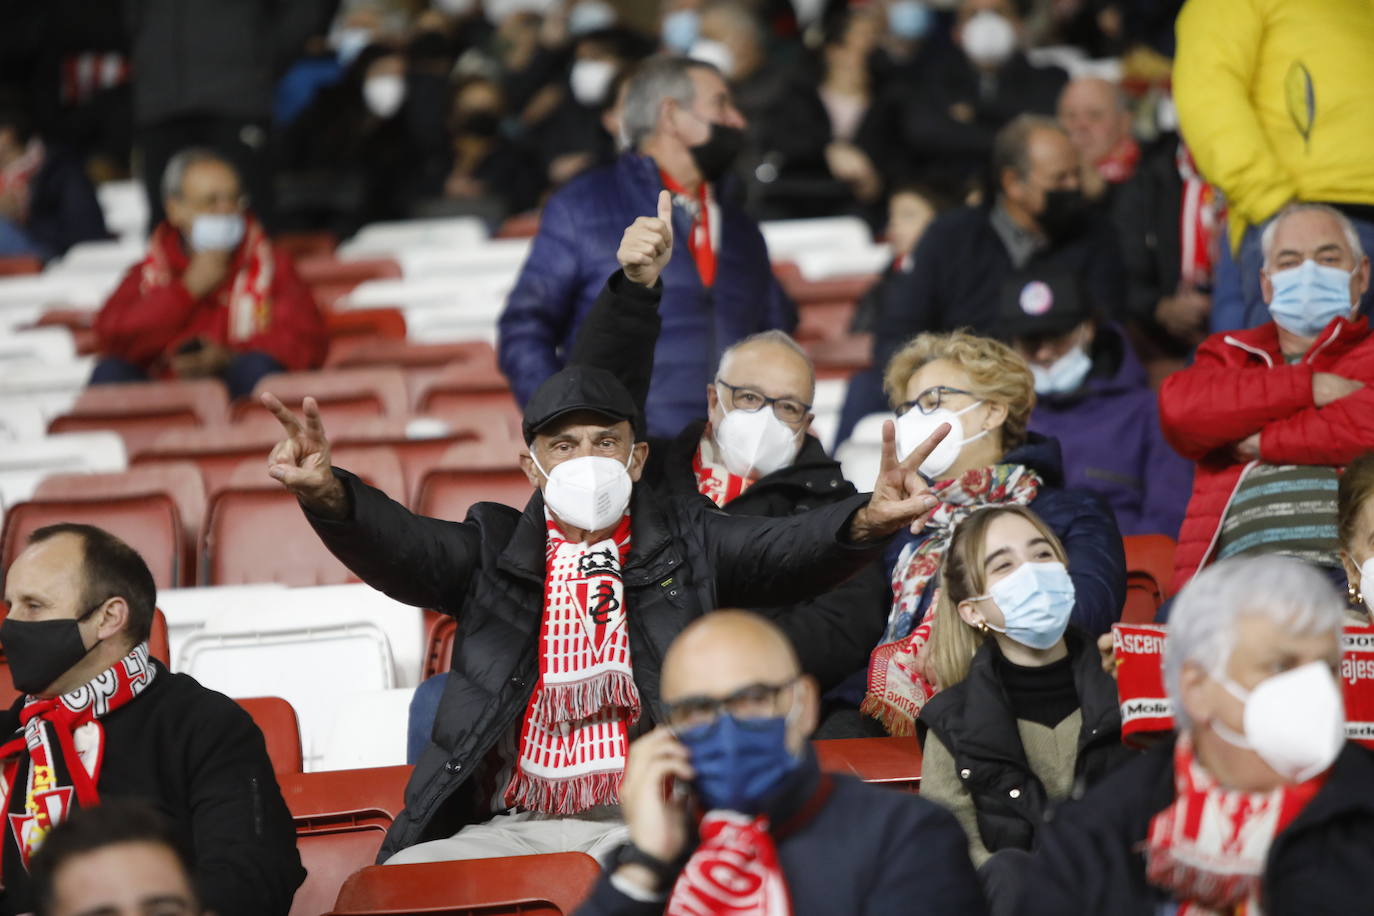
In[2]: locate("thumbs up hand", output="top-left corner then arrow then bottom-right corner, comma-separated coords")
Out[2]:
618,189 -> 675,288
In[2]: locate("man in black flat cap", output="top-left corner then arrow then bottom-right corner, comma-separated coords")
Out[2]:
259,324 -> 950,865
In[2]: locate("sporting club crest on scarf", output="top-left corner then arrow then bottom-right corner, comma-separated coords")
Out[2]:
693,434 -> 753,508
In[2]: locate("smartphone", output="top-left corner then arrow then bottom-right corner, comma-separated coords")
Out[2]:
176,338 -> 206,356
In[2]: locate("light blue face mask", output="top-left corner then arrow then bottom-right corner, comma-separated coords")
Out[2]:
189,213 -> 245,252
1031,345 -> 1093,395
972,561 -> 1076,651
661,9 -> 700,53
887,0 -> 932,40
1267,259 -> 1357,337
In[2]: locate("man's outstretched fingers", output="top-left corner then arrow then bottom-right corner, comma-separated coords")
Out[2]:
261,392 -> 303,436
899,422 -> 951,472
302,396 -> 327,440
657,188 -> 672,226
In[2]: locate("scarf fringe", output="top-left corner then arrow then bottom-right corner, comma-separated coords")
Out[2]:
532,670 -> 641,724
505,769 -> 623,816
859,695 -> 917,738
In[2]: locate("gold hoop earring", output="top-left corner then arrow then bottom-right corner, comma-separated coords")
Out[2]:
1351,582 -> 1365,608
976,621 -> 991,636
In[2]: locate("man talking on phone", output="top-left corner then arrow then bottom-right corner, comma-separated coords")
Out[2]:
580,610 -> 986,915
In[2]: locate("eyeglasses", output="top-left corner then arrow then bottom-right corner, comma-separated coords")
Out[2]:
663,678 -> 798,731
715,380 -> 811,424
896,385 -> 976,417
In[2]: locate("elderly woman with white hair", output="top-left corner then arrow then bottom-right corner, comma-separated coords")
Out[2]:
1006,555 -> 1374,915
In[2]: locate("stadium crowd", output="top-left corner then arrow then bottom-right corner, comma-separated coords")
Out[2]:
3,0 -> 1374,913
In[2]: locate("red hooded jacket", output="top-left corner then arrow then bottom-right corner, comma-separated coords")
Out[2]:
1159,315 -> 1374,592
95,215 -> 326,374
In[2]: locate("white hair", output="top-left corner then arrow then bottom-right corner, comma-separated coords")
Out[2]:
621,55 -> 720,148
1260,202 -> 1366,269
161,148 -> 239,202
1163,556 -> 1344,730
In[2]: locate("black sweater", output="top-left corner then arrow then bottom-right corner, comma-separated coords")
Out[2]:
0,661 -> 303,916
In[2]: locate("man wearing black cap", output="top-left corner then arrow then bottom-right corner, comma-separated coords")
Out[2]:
999,268 -> 1191,538
259,350 -> 947,865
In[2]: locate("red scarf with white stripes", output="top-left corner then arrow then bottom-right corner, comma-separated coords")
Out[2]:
0,643 -> 155,878
504,514 -> 639,814
693,434 -> 753,508
668,811 -> 791,916
141,215 -> 275,344
1177,144 -> 1225,290
1144,736 -> 1325,914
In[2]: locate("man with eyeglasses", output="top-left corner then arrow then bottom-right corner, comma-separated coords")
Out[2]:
92,147 -> 327,399
577,610 -> 987,915
569,192 -> 893,729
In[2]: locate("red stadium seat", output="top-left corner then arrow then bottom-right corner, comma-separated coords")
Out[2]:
1123,535 -> 1177,600
813,737 -> 922,792
329,852 -> 602,916
203,447 -> 404,586
134,426 -> 283,497
30,464 -> 207,583
237,696 -> 304,775
279,764 -> 411,916
802,334 -> 872,380
47,379 -> 231,458
328,418 -> 489,509
327,339 -> 496,372
422,612 -> 457,679
772,261 -> 879,306
417,466 -> 532,521
0,255 -> 42,275
236,368 -> 410,423
495,211 -> 542,239
0,609 -> 171,709
275,231 -> 339,261
414,360 -> 518,419
325,308 -> 408,346
295,256 -> 402,288
1,495 -> 186,589
31,308 -> 98,354
795,300 -> 858,343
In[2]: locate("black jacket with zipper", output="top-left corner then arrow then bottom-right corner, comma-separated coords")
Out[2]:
0,661 -> 303,916
305,471 -> 881,859
917,628 -> 1134,854
569,271 -> 891,691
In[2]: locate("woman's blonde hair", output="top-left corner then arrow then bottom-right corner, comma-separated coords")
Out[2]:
1338,452 -> 1374,553
927,505 -> 1069,689
882,330 -> 1036,452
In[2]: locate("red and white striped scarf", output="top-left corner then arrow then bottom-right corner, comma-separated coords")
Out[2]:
1144,736 -> 1324,915
1177,144 -> 1225,290
0,139 -> 44,222
141,215 -> 275,344
504,513 -> 639,814
693,434 -> 753,508
667,811 -> 791,916
0,643 -> 155,878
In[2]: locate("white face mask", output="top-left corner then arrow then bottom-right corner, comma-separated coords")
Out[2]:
1210,660 -> 1346,783
189,213 -> 245,252
570,58 -> 617,107
1031,345 -> 1093,395
688,39 -> 735,80
363,74 -> 406,119
533,451 -> 634,534
960,10 -> 1017,67
1361,557 -> 1374,613
568,0 -> 617,36
894,399 -> 987,479
714,404 -> 802,479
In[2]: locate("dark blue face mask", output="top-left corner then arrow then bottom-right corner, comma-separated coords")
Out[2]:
675,713 -> 800,813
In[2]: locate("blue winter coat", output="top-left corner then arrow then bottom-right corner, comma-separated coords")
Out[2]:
882,433 -> 1127,638
1028,325 -> 1192,538
497,152 -> 796,437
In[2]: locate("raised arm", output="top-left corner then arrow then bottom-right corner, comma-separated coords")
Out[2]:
262,393 -> 483,612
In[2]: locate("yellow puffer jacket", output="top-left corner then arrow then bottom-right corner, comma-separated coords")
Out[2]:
1174,0 -> 1374,241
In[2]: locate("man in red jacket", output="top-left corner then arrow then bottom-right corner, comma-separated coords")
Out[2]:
1159,202 -> 1374,594
92,148 -> 326,399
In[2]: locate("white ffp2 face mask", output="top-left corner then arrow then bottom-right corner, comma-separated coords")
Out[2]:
714,406 -> 802,479
894,400 -> 986,479
960,10 -> 1017,67
1211,660 -> 1346,783
533,452 -> 634,534
570,58 -> 617,107
363,74 -> 406,119
189,213 -> 245,252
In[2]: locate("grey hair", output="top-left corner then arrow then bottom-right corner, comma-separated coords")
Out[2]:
717,330 -> 816,400
1163,556 -> 1344,730
992,114 -> 1067,183
621,55 -> 721,148
160,148 -> 239,202
1261,202 -> 1366,268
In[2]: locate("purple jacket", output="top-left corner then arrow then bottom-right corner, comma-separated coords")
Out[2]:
1028,325 -> 1192,538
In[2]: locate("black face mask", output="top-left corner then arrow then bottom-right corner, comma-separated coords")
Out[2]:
455,112 -> 501,138
688,122 -> 745,183
1,607 -> 101,696
1037,188 -> 1090,240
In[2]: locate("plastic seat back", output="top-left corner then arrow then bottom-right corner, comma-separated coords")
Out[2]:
813,736 -> 922,792
1123,534 -> 1177,600
422,612 -> 457,679
238,368 -> 410,424
330,852 -> 602,915
134,426 -> 280,497
417,467 -> 532,521
1,494 -> 184,588
48,379 -> 229,458
237,696 -> 304,775
279,764 -> 411,916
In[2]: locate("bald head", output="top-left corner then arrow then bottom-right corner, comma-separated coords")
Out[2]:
709,331 -> 816,445
1057,77 -> 1131,167
663,610 -> 798,701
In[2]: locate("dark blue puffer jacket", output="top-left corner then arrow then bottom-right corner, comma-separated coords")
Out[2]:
496,152 -> 796,437
881,432 -> 1127,637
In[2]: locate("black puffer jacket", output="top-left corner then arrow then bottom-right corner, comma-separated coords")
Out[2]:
305,472 -> 880,859
918,629 -> 1134,854
570,271 -> 891,690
